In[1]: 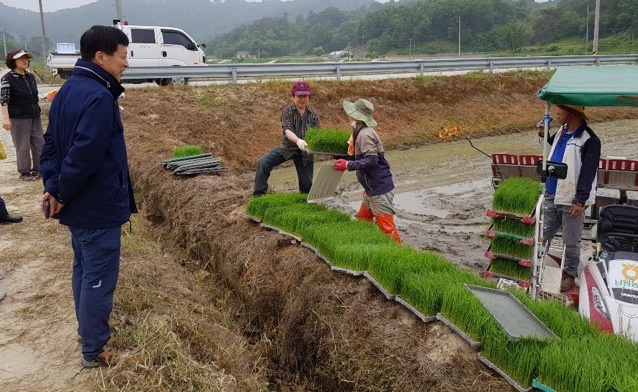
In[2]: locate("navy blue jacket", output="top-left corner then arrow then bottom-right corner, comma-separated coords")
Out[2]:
40,59 -> 137,228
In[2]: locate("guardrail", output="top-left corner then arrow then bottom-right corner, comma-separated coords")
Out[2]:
121,54 -> 638,84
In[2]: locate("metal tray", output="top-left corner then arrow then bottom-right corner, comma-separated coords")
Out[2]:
465,284 -> 557,341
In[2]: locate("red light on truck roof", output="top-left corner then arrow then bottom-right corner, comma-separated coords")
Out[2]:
123,20 -> 129,25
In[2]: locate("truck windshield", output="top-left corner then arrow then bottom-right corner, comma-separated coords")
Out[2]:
161,30 -> 195,50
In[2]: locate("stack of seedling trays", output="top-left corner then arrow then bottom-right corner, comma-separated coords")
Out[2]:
163,145 -> 228,176
484,177 -> 541,288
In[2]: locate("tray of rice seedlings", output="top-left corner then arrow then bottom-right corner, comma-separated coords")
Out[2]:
262,203 -> 351,237
302,221 -> 396,269
516,292 -> 599,338
304,127 -> 351,156
487,237 -> 533,266
491,177 -> 541,216
479,335 -> 550,391
172,144 -> 203,158
485,226 -> 534,246
535,333 -> 638,392
491,216 -> 536,238
366,247 -> 459,295
400,271 -> 469,318
438,282 -> 496,345
245,193 -> 308,220
486,258 -> 532,282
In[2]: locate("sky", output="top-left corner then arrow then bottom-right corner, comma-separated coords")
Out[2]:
1,0 -> 392,13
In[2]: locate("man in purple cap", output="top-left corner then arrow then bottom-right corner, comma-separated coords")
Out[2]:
253,80 -> 320,197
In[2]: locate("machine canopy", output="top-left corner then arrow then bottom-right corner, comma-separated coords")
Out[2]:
537,66 -> 638,107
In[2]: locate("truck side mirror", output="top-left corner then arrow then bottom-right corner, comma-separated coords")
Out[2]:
199,43 -> 206,48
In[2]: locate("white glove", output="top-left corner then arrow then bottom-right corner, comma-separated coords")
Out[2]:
296,139 -> 309,152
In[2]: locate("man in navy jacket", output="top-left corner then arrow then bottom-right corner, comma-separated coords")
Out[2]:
40,25 -> 137,368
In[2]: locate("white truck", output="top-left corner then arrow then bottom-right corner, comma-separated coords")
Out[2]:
46,21 -> 207,85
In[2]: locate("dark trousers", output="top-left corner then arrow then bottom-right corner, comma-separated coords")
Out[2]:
0,195 -> 7,217
253,148 -> 313,196
70,226 -> 121,361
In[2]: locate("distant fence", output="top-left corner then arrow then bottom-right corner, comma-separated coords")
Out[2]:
121,54 -> 638,84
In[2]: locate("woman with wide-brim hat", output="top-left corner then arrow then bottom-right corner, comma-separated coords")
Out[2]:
1,49 -> 45,181
333,98 -> 401,243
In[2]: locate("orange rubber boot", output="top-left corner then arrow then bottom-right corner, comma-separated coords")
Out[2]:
377,214 -> 401,243
356,203 -> 375,222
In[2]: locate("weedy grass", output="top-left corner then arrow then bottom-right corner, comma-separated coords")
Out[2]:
173,145 -> 203,158
492,177 -> 540,215
305,128 -> 351,154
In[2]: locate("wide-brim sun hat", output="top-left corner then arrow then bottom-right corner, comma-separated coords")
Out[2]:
12,50 -> 35,60
343,99 -> 377,127
557,104 -> 588,120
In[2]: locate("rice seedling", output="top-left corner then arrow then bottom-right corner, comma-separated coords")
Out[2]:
439,282 -> 495,342
401,271 -> 464,316
515,293 -> 599,338
491,216 -> 535,237
490,236 -> 533,260
492,177 -> 541,215
481,334 -> 549,388
303,221 -> 396,265
535,334 -> 638,392
245,193 -> 308,219
367,247 -> 458,294
488,258 -> 531,281
304,128 -> 351,154
173,144 -> 203,158
262,203 -> 350,236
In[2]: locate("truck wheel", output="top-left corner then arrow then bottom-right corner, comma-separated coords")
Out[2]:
172,77 -> 189,86
157,78 -> 172,86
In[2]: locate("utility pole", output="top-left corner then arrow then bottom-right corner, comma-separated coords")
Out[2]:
458,16 -> 461,58
39,0 -> 47,66
592,0 -> 600,54
115,0 -> 123,22
585,4 -> 589,54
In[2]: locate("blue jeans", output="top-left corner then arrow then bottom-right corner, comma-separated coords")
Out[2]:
253,148 -> 313,196
542,194 -> 585,278
70,226 -> 121,361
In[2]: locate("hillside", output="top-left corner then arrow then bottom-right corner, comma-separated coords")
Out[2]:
0,0 -> 378,52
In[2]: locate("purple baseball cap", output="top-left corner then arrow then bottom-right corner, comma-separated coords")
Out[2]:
291,80 -> 311,96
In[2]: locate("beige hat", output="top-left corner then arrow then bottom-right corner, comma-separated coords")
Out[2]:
557,104 -> 588,120
12,50 -> 35,60
343,99 -> 377,127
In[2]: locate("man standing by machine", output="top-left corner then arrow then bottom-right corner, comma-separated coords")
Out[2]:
538,104 -> 601,291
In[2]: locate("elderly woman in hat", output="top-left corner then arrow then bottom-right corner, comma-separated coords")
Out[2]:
1,49 -> 45,181
537,104 -> 601,292
334,99 -> 401,243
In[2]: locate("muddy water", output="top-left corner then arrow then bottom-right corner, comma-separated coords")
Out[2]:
268,120 -> 638,273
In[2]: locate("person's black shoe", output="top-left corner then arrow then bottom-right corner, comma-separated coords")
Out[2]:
0,214 -> 23,224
